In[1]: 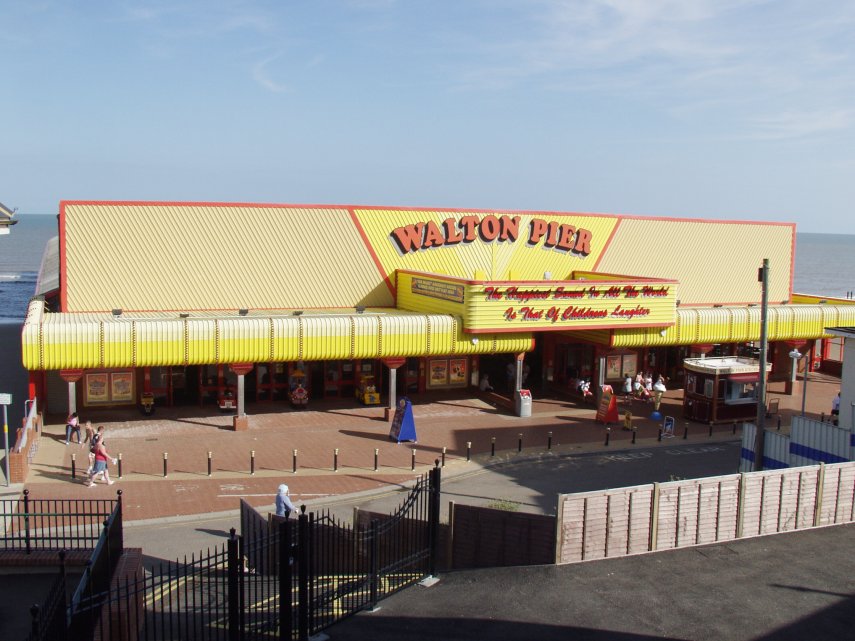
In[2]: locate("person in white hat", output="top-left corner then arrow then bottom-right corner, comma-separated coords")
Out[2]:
276,484 -> 296,518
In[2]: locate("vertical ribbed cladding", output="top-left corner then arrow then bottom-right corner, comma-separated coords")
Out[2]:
183,317 -> 189,366
425,316 -> 431,356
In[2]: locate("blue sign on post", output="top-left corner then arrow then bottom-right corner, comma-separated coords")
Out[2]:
389,397 -> 417,443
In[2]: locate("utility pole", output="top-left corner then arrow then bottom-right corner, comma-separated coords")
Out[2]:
753,259 -> 769,471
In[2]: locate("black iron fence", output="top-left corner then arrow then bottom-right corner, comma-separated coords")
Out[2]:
24,464 -> 441,640
1,489 -> 118,553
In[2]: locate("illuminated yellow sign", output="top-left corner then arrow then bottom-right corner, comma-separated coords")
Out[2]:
397,271 -> 677,332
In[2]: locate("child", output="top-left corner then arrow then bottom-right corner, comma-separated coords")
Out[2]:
623,410 -> 633,431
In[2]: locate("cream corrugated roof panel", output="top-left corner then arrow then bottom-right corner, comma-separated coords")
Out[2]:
62,203 -> 393,313
594,219 -> 794,306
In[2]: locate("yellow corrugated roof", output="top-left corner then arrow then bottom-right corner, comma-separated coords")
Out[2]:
62,203 -> 392,313
595,219 -> 794,306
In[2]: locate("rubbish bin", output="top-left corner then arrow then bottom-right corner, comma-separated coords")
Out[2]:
515,389 -> 532,418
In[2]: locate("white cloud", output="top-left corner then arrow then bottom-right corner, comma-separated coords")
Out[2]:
749,110 -> 854,140
252,53 -> 289,93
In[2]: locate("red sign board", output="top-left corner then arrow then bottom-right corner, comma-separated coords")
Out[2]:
229,363 -> 254,376
382,357 -> 407,369
59,369 -> 85,383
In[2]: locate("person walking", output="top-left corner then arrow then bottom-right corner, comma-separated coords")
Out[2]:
65,412 -> 81,445
82,420 -> 96,448
831,391 -> 840,425
275,484 -> 296,518
622,373 -> 633,402
86,437 -> 116,487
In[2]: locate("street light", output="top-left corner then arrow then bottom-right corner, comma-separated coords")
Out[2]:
789,349 -> 807,417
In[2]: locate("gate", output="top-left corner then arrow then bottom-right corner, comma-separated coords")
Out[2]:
52,464 -> 440,640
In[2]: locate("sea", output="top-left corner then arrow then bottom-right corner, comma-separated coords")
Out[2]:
1,214 -> 854,320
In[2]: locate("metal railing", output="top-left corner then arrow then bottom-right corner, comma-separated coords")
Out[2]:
0,489 -> 118,553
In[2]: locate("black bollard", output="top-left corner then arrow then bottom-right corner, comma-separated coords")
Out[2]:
518,433 -> 523,453
777,416 -> 781,431
683,424 -> 688,440
250,450 -> 255,476
821,412 -> 825,423
207,451 -> 212,477
548,431 -> 553,450
163,452 -> 168,478
441,446 -> 446,467
491,437 -> 496,457
374,448 -> 379,471
117,453 -> 123,479
411,449 -> 416,471
732,421 -> 737,435
658,427 -> 663,442
292,449 -> 298,474
604,428 -> 611,447
709,423 -> 713,437
334,448 -> 339,472
466,441 -> 471,462
71,453 -> 76,479
632,428 -> 637,444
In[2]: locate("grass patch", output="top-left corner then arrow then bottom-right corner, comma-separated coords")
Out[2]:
486,499 -> 521,512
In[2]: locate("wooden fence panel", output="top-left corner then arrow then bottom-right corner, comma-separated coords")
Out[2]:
627,489 -> 653,555
676,482 -> 700,548
795,467 -> 818,529
777,470 -> 801,532
759,474 -> 782,535
715,477 -> 740,541
582,495 -> 608,561
740,473 -> 764,537
696,480 -> 721,545
558,497 -> 585,564
835,464 -> 855,523
605,493 -> 629,558
555,463 -> 855,567
654,485 -> 679,551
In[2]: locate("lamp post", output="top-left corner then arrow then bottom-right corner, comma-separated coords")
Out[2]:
789,349 -> 807,417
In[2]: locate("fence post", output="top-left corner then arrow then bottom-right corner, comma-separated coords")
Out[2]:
649,482 -> 661,551
813,463 -> 826,527
280,518 -> 293,641
298,507 -> 310,641
428,461 -> 442,578
369,518 -> 380,610
227,528 -> 240,641
736,473 -> 747,538
23,488 -> 31,554
29,604 -> 40,637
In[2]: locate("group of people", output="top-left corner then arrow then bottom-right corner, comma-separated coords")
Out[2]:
65,413 -> 117,487
622,372 -> 668,410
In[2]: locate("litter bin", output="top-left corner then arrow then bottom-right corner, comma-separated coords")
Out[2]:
515,389 -> 532,418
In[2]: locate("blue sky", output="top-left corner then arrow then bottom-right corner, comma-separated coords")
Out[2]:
2,1 -> 854,233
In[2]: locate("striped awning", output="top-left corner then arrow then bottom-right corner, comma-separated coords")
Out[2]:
608,304 -> 855,347
21,301 -> 535,370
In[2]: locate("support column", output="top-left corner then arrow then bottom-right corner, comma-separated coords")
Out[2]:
382,357 -> 407,421
59,369 -> 84,416
229,363 -> 254,431
515,353 -> 524,392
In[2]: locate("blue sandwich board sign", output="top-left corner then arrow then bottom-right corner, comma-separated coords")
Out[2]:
389,397 -> 417,443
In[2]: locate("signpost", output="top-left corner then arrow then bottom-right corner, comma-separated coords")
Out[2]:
1,393 -> 11,486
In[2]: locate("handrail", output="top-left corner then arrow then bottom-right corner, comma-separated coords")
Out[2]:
13,397 -> 38,454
